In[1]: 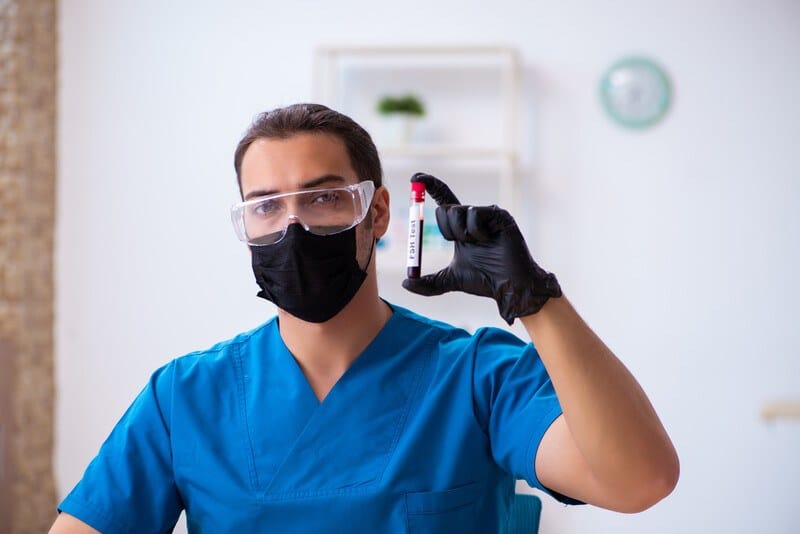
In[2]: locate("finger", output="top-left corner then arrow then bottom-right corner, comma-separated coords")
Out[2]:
435,206 -> 456,241
402,269 -> 453,296
480,205 -> 518,234
466,206 -> 491,243
411,173 -> 460,205
443,205 -> 472,243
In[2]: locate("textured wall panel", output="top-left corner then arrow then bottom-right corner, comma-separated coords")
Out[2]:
0,0 -> 57,531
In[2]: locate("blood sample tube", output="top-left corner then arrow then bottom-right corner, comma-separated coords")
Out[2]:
407,181 -> 425,278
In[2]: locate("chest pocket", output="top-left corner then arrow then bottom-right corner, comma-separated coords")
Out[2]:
405,482 -> 483,533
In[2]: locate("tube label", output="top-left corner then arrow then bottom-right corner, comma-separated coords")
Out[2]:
407,204 -> 424,276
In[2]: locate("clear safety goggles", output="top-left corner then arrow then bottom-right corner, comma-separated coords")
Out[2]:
231,180 -> 376,246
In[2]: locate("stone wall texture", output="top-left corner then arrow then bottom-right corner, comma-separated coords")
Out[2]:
0,0 -> 58,531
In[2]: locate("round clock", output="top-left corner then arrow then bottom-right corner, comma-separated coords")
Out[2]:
599,56 -> 671,129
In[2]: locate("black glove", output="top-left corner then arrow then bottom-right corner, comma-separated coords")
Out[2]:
402,173 -> 562,325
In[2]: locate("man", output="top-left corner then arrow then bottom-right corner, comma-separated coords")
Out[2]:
51,103 -> 679,533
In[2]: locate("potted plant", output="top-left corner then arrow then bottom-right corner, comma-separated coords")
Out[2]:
377,94 -> 426,116
376,94 -> 425,145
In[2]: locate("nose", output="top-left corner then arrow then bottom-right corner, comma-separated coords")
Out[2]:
286,214 -> 311,232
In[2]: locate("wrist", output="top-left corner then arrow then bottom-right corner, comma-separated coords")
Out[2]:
498,271 -> 562,325
519,294 -> 585,346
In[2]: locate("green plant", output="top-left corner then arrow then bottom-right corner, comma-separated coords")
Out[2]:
376,94 -> 425,116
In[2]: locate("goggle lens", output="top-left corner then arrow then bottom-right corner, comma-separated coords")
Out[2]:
231,181 -> 375,245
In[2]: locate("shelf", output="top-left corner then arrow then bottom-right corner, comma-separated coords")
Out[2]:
379,144 -> 515,160
761,400 -> 800,421
313,45 -> 519,153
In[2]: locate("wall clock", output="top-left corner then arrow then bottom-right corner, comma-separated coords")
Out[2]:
599,56 -> 671,129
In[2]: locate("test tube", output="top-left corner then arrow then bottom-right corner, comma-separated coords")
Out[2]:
406,182 -> 425,278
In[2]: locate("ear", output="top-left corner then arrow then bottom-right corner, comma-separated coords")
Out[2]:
371,185 -> 391,239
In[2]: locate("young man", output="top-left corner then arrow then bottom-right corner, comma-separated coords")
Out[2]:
51,103 -> 679,533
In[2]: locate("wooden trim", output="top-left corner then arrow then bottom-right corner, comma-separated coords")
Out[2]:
761,401 -> 800,421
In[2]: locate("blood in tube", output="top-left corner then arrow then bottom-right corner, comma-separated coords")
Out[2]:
407,182 -> 425,278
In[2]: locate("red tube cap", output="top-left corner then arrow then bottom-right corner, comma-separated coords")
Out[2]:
411,181 -> 426,202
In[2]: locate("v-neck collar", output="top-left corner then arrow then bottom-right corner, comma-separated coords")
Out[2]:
246,304 -> 430,498
273,304 -> 399,406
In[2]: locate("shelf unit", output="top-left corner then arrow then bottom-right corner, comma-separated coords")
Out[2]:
313,46 -> 522,288
313,45 -> 521,208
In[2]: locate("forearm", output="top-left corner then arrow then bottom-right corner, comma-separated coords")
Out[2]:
49,513 -> 100,534
521,296 -> 679,494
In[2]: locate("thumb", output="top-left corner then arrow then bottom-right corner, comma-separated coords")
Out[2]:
402,269 -> 454,296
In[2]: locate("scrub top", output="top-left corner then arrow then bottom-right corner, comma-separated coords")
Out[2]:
59,304 -> 572,533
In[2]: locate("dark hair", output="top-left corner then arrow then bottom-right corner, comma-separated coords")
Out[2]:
234,103 -> 383,196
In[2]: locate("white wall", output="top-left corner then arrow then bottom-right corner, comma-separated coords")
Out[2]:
56,1 -> 800,532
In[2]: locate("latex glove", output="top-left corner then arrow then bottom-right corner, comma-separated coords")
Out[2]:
402,173 -> 562,325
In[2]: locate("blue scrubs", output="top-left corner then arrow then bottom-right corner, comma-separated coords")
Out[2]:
59,304 -> 572,532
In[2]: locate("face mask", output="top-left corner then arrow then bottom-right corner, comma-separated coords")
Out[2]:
251,223 -> 371,323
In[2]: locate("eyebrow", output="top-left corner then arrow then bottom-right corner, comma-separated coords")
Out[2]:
244,174 -> 348,201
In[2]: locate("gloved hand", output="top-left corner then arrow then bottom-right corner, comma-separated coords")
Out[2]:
402,173 -> 562,325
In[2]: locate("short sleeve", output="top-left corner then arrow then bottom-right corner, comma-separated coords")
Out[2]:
471,327 -> 582,505
58,362 -> 183,533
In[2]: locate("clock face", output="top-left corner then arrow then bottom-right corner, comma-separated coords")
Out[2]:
600,57 -> 671,129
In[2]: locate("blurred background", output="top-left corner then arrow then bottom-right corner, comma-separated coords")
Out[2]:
2,0 -> 799,532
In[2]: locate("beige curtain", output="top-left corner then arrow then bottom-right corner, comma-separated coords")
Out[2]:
0,0 -> 57,531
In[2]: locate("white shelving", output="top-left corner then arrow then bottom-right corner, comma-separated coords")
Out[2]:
314,45 -> 520,206
313,45 -> 522,294
378,144 -> 515,160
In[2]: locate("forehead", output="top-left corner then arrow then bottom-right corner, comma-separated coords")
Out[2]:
240,133 -> 357,197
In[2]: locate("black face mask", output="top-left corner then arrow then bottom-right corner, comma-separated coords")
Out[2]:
251,223 -> 370,323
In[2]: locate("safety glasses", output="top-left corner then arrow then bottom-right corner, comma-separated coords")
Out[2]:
231,180 -> 376,246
